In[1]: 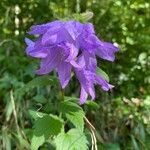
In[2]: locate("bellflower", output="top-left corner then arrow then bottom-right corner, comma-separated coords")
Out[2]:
75,52 -> 114,104
25,20 -> 119,104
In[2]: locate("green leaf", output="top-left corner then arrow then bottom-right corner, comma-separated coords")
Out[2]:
33,115 -> 63,139
96,67 -> 109,82
55,129 -> 88,150
66,111 -> 84,132
31,115 -> 63,150
31,135 -> 45,150
28,110 -> 47,120
60,100 -> 85,132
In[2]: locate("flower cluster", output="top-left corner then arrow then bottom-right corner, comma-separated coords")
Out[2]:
25,20 -> 119,104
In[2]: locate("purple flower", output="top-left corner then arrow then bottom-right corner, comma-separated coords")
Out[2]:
25,20 -> 119,104
75,52 -> 114,104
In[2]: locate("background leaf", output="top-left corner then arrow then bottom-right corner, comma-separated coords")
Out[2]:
55,129 -> 88,150
31,135 -> 45,150
60,100 -> 85,132
33,115 -> 63,138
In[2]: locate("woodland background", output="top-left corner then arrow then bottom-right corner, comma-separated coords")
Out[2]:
0,0 -> 150,149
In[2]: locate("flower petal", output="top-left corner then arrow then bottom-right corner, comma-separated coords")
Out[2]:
28,20 -> 62,35
36,48 -> 61,74
83,51 -> 97,72
65,21 -> 82,40
84,23 -> 95,34
25,38 -> 34,53
25,38 -> 48,58
96,41 -> 119,61
94,75 -> 114,91
70,60 -> 83,68
80,86 -> 88,105
64,43 -> 78,62
42,26 -> 62,45
88,85 -> 95,100
79,34 -> 98,53
57,62 -> 72,89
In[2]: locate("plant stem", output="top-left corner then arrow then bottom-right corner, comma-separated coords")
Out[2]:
61,88 -> 65,101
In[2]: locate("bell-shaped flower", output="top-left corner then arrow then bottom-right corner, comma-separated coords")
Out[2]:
74,52 -> 113,104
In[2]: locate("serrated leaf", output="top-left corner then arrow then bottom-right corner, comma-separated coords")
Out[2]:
96,67 -> 109,82
33,115 -> 63,139
55,129 -> 88,150
30,114 -> 63,150
60,101 -> 85,132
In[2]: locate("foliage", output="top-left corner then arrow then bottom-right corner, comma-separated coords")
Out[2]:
0,0 -> 150,150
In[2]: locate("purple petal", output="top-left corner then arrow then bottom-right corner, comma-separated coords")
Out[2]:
25,38 -> 34,46
36,48 -> 61,75
88,85 -> 95,100
75,69 -> 95,100
79,34 -> 98,53
70,60 -> 83,69
80,86 -> 88,105
42,25 -> 62,45
28,50 -> 48,58
57,62 -> 71,89
25,38 -> 48,58
94,75 -> 114,91
28,20 -> 62,35
65,21 -> 81,40
76,54 -> 86,68
25,38 -> 34,54
96,41 -> 119,61
83,51 -> 97,72
64,43 -> 78,62
83,23 -> 95,34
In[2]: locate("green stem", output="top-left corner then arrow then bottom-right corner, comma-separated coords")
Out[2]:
61,88 -> 64,101
59,88 -> 64,118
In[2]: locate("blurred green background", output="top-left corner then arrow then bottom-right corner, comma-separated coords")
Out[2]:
0,0 -> 150,149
